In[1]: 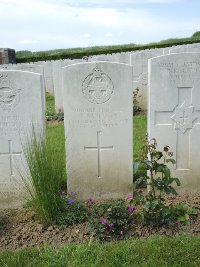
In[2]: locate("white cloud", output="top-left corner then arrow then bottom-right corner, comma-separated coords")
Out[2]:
81,33 -> 91,38
19,40 -> 39,44
0,0 -> 183,9
105,33 -> 113,38
59,0 -> 183,7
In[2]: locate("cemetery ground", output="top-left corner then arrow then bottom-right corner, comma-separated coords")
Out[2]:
0,96 -> 200,266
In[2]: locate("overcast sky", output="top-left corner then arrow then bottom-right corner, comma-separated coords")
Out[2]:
0,0 -> 200,51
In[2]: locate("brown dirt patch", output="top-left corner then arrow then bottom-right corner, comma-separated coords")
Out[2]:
47,120 -> 64,126
0,209 -> 92,250
0,193 -> 200,250
134,111 -> 147,116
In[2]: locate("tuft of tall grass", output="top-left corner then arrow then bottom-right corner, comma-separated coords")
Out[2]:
22,131 -> 65,225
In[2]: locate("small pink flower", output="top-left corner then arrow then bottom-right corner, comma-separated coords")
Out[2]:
127,195 -> 134,200
108,223 -> 113,228
87,197 -> 94,204
127,206 -> 136,212
101,218 -> 107,225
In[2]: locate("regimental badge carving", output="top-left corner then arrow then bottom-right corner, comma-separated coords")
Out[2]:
171,101 -> 197,134
82,66 -> 114,104
0,73 -> 21,111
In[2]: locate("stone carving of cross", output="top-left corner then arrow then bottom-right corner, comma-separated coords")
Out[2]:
0,140 -> 22,176
155,87 -> 200,170
84,131 -> 114,178
171,101 -> 197,134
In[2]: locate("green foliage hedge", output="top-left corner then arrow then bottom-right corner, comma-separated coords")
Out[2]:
16,32 -> 200,63
192,31 -> 200,39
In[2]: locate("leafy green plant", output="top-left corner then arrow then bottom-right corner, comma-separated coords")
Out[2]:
172,204 -> 197,225
46,112 -> 64,122
133,88 -> 142,115
88,197 -> 135,241
45,94 -> 64,121
57,192 -> 89,225
22,130 -> 65,225
133,161 -> 147,189
132,135 -> 197,227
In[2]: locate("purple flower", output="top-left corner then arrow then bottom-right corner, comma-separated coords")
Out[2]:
87,197 -> 94,204
101,218 -> 107,225
67,198 -> 74,204
127,195 -> 134,200
108,223 -> 113,228
70,191 -> 76,195
127,206 -> 136,212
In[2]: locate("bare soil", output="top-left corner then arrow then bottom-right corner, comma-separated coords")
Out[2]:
0,193 -> 200,250
47,120 -> 63,126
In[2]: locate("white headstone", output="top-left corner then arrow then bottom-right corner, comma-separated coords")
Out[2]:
52,60 -> 64,113
163,47 -> 171,55
90,53 -> 131,64
43,61 -> 54,95
10,63 -> 44,76
131,49 -> 163,111
90,54 -> 115,62
170,44 -> 200,54
0,64 -> 12,70
52,59 -> 83,113
148,52 -> 200,192
63,62 -> 133,199
0,70 -> 45,208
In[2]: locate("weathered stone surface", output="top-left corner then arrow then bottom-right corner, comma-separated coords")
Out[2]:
52,60 -> 64,113
90,53 -> 131,64
10,64 -> 44,76
63,62 -> 133,199
52,59 -> 82,113
0,64 -> 11,70
170,44 -> 200,54
43,61 -> 54,95
0,70 -> 45,208
148,53 -> 200,192
131,49 -> 163,111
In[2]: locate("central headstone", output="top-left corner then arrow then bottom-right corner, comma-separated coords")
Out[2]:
148,53 -> 200,192
63,62 -> 133,199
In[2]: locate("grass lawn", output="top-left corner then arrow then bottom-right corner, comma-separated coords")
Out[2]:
0,235 -> 200,267
46,123 -> 66,180
133,115 -> 147,159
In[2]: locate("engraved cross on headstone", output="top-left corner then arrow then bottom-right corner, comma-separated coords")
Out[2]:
84,131 -> 114,178
180,110 -> 187,125
0,140 -> 22,176
155,87 -> 200,170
